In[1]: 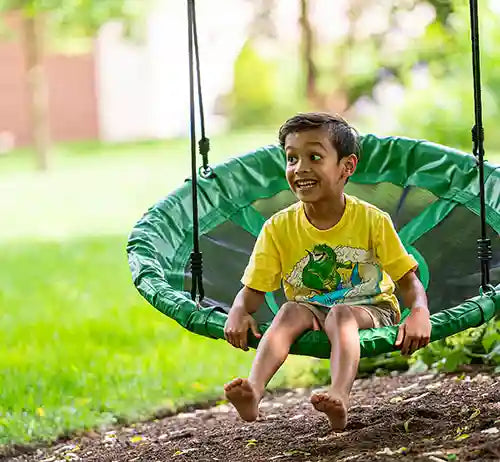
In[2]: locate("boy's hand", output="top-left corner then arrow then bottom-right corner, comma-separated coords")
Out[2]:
224,306 -> 262,351
395,307 -> 431,356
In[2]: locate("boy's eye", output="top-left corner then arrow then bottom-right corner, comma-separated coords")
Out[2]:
310,153 -> 321,161
287,156 -> 297,164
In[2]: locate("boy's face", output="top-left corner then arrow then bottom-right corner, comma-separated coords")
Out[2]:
284,127 -> 356,203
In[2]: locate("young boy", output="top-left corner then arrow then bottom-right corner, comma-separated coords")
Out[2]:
223,113 -> 431,431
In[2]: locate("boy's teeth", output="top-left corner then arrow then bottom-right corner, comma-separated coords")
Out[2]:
296,180 -> 317,188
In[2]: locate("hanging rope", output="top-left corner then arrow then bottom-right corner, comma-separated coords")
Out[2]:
468,0 -> 492,293
187,0 -> 212,303
190,0 -> 213,179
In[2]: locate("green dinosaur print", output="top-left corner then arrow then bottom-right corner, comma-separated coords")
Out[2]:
302,244 -> 352,292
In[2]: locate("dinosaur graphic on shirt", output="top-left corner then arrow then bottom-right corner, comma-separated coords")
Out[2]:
301,244 -> 352,292
285,244 -> 383,306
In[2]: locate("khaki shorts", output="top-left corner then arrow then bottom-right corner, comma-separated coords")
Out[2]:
300,302 -> 396,329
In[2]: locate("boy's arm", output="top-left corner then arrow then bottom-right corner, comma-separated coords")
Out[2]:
224,286 -> 265,351
395,270 -> 431,355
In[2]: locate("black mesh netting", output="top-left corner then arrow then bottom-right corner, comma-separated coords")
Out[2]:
413,206 -> 499,313
183,184 -> 497,318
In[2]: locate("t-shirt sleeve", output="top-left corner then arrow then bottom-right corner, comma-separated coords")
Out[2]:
241,220 -> 282,293
375,212 -> 418,282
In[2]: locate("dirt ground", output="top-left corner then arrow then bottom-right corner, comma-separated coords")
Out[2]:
2,368 -> 499,462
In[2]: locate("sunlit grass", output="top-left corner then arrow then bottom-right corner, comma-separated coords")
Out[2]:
0,129 -> 312,446
0,129 -> 275,241
0,236 -> 261,445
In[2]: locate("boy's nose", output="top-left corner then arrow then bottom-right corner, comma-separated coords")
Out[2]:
296,158 -> 311,173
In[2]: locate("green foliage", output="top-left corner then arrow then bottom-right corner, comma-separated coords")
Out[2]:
394,1 -> 500,151
0,0 -> 152,39
229,40 -> 277,128
410,319 -> 500,373
228,40 -> 309,129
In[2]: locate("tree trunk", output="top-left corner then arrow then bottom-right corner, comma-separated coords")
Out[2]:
23,14 -> 50,171
299,0 -> 318,103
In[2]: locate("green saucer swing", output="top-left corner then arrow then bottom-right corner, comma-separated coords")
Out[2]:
127,0 -> 499,358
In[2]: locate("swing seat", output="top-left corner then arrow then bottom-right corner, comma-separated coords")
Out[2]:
127,135 -> 500,358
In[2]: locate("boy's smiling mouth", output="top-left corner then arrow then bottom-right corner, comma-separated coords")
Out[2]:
295,179 -> 318,191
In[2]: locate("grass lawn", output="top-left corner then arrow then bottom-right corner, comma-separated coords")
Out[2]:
0,133 -> 498,446
0,129 -> 318,446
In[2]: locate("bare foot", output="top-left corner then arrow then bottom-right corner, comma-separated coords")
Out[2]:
310,391 -> 348,431
224,378 -> 260,422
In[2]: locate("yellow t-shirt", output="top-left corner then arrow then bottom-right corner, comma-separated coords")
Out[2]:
241,194 -> 418,321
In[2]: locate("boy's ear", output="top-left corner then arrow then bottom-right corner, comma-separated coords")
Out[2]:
343,154 -> 358,177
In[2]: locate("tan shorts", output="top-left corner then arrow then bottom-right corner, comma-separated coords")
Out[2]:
300,302 -> 396,329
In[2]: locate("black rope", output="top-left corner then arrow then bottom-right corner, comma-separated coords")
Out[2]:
469,0 -> 491,291
190,0 -> 213,178
187,0 -> 204,302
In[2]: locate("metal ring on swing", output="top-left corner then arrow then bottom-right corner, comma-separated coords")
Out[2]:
479,284 -> 497,297
199,165 -> 215,179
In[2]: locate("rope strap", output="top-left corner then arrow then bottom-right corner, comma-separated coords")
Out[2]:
187,0 -> 211,303
468,0 -> 491,291
190,251 -> 204,302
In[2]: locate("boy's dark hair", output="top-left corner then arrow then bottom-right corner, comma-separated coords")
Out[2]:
278,112 -> 360,162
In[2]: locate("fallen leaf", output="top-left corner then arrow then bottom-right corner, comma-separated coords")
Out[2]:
403,392 -> 430,403
397,383 -> 419,392
129,435 -> 144,444
404,418 -> 414,433
481,427 -> 499,435
428,456 -> 447,462
390,396 -> 403,404
173,448 -> 198,456
455,433 -> 470,442
469,409 -> 481,420
425,382 -> 442,390
246,439 -> 257,447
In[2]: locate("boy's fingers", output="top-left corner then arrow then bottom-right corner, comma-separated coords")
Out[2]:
409,338 -> 420,355
419,336 -> 430,350
250,319 -> 261,338
400,334 -> 410,355
395,324 -> 405,347
236,332 -> 246,350
403,336 -> 416,356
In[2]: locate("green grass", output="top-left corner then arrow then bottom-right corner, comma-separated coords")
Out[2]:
0,129 -> 303,446
0,236 -> 261,444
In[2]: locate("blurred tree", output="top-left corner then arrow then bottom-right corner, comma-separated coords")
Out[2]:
299,0 -> 456,113
299,0 -> 318,103
394,0 -> 500,150
0,0 -> 151,170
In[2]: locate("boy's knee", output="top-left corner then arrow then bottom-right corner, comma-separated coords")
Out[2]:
324,304 -> 352,329
273,301 -> 308,327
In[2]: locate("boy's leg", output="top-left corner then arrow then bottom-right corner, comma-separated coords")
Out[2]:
225,302 -> 316,421
310,305 -> 374,430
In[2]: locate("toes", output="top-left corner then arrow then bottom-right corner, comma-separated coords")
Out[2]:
311,393 -> 327,403
224,378 -> 241,392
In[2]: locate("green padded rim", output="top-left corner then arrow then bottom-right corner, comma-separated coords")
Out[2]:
127,135 -> 500,358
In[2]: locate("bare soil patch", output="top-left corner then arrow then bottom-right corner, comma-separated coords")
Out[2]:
2,369 -> 499,462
